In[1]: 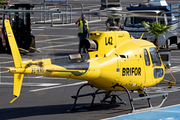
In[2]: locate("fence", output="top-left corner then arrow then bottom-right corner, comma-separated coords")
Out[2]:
33,2 -> 101,26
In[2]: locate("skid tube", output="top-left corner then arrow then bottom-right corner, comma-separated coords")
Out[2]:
112,83 -> 168,113
69,83 -> 126,111
69,83 -> 109,111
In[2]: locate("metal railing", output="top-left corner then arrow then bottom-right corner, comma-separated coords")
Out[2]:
89,8 -> 101,21
69,2 -> 83,14
33,2 -> 102,26
32,3 -> 45,21
50,5 -> 72,26
33,3 -> 72,24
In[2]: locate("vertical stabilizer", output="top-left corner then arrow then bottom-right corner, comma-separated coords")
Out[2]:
4,20 -> 22,68
4,20 -> 24,103
10,73 -> 24,103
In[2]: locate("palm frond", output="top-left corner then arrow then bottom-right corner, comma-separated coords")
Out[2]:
142,21 -> 171,37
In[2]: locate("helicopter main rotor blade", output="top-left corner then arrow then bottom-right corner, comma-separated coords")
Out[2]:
0,9 -> 61,13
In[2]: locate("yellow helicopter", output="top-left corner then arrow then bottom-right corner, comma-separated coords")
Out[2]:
4,19 -> 173,112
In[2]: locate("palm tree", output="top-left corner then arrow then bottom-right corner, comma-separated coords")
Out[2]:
142,21 -> 171,49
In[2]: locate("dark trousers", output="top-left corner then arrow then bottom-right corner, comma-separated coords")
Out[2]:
78,33 -> 87,53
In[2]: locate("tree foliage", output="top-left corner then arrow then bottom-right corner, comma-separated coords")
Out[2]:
142,21 -> 171,37
142,21 -> 171,49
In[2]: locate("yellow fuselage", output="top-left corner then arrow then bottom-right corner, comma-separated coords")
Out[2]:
7,31 -> 165,91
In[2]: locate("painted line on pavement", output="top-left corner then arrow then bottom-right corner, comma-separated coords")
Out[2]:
0,61 -> 13,64
147,86 -> 180,93
0,82 -> 61,87
35,76 -> 43,78
32,29 -> 44,31
171,50 -> 180,52
0,57 -> 13,59
36,36 -> 77,43
44,48 -> 77,51
0,76 -> 65,79
170,65 -> 180,73
35,34 -> 71,37
29,81 -> 87,92
0,71 -> 9,74
37,43 -> 78,49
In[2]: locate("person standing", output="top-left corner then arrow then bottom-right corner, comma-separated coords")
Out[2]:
76,14 -> 89,53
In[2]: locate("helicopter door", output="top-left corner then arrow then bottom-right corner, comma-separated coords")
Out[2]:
143,48 -> 163,84
149,47 -> 163,80
119,53 -> 145,87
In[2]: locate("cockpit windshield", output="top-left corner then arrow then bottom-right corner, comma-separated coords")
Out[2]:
149,47 -> 161,66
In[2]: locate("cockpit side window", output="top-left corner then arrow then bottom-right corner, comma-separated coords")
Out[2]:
149,47 -> 161,66
144,49 -> 150,66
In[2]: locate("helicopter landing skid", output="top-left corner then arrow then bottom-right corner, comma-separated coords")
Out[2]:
69,83 -> 126,112
69,83 -> 168,112
112,83 -> 168,113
